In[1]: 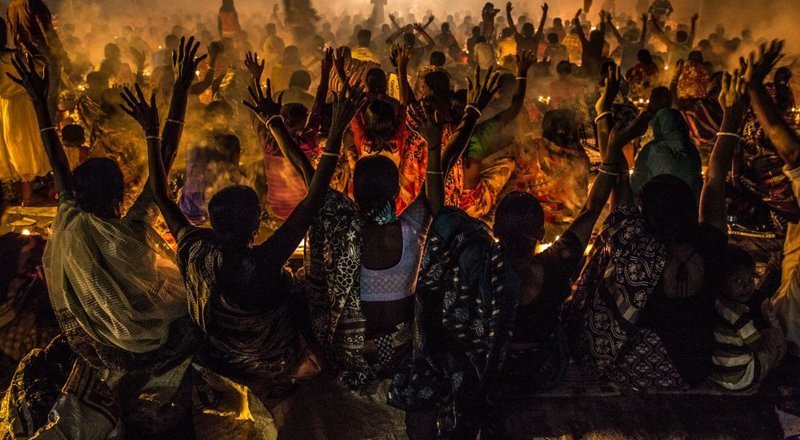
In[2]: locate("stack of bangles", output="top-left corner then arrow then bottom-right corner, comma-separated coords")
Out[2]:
594,111 -> 614,125
598,162 -> 622,176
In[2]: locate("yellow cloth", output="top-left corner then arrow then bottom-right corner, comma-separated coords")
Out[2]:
0,53 -> 49,181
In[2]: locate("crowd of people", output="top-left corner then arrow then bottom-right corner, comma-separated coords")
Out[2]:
0,0 -> 800,438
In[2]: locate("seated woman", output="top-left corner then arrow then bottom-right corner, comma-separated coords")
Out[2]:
13,38 -> 207,375
565,66 -> 749,391
8,37 -> 207,435
389,65 -> 651,439
306,66 -> 501,391
631,107 -> 703,200
138,64 -> 364,400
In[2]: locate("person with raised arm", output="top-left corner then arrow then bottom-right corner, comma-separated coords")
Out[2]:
746,40 -> 800,357
607,13 -> 648,72
306,67 -> 502,394
9,36 -> 204,377
460,50 -> 537,213
572,9 -> 607,77
130,55 -> 364,399
650,13 -> 697,66
245,49 -> 332,220
566,63 -> 745,393
391,64 -> 649,439
507,2 -> 548,55
1,37 -> 207,436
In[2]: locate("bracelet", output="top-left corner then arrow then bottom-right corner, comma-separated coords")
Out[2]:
716,132 -> 741,139
515,76 -> 527,81
166,118 -> 184,125
594,111 -> 614,124
266,115 -> 284,126
145,136 -> 161,141
320,151 -> 339,158
598,167 -> 620,176
426,170 -> 444,175
465,104 -> 482,117
40,126 -> 57,133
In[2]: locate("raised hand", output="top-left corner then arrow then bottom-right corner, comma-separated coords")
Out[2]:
329,83 -> 367,138
718,67 -> 748,122
320,47 -> 334,77
390,44 -> 412,71
244,51 -> 266,83
172,36 -> 208,91
595,63 -> 621,114
573,8 -> 582,25
426,15 -> 435,25
7,53 -> 49,106
506,2 -> 513,14
515,49 -> 537,77
408,105 -> 443,148
691,13 -> 699,24
119,83 -> 160,135
467,65 -> 502,111
333,46 -> 349,81
243,78 -> 283,123
542,3 -> 549,14
744,39 -> 784,87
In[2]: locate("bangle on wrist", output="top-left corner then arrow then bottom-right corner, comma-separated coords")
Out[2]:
145,135 -> 161,141
594,111 -> 614,124
320,150 -> 339,158
465,104 -> 482,117
166,118 -> 184,125
266,115 -> 284,126
515,76 -> 527,81
716,131 -> 741,140
426,170 -> 444,175
598,166 -> 620,176
39,126 -> 57,133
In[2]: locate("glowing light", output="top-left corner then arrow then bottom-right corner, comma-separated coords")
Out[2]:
21,229 -> 31,236
195,70 -> 200,77
628,169 -> 634,176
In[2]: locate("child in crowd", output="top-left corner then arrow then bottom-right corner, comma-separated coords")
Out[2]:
711,245 -> 787,391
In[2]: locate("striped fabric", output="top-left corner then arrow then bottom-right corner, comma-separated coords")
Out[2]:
710,299 -> 761,390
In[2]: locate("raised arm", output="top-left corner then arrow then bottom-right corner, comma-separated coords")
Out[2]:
639,13 -> 648,45
572,9 -> 589,46
700,68 -> 748,232
649,15 -> 675,49
390,44 -> 416,105
413,23 -> 436,51
746,40 -> 800,168
162,36 -> 208,172
488,50 -> 536,125
244,77 -> 314,187
506,2 -> 518,35
121,84 -> 189,236
688,13 -> 698,47
566,67 -> 651,247
535,3 -> 549,40
307,47 -> 334,132
254,85 -> 367,266
607,14 -> 624,44
408,106 -> 445,214
441,65 -> 502,172
8,54 -> 71,196
189,43 -> 220,95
